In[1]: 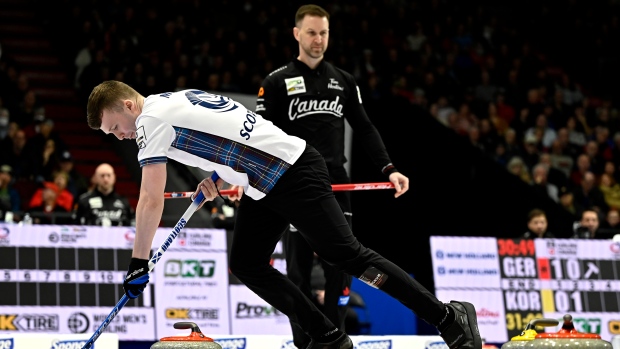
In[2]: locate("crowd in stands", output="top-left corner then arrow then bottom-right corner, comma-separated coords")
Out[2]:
1,0 -> 619,237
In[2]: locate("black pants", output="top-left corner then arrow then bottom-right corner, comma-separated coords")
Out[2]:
283,173 -> 352,349
229,145 -> 444,340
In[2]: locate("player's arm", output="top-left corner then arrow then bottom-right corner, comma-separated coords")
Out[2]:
132,163 -> 166,259
345,81 -> 408,197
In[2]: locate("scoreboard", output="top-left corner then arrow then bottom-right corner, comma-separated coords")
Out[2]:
0,223 -> 292,340
430,236 -> 620,344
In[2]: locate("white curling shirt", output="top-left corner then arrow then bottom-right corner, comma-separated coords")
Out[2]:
135,89 -> 306,200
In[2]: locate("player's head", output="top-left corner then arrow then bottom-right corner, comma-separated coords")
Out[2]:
87,80 -> 142,141
294,4 -> 330,60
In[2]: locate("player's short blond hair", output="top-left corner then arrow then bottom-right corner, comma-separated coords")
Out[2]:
86,80 -> 140,130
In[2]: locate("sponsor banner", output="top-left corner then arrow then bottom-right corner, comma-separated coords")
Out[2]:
208,335 -> 446,349
535,239 -> 620,260
0,224 -> 227,250
153,227 -> 227,251
430,236 -> 501,289
0,224 -> 136,248
0,333 -> 118,349
229,286 -> 292,335
435,289 -> 507,343
155,249 -> 230,337
0,307 -> 154,340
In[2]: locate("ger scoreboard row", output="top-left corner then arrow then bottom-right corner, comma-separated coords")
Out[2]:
430,236 -> 620,343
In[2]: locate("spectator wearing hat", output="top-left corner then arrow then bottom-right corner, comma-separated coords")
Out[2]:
28,170 -> 74,213
58,150 -> 90,199
0,164 -> 20,219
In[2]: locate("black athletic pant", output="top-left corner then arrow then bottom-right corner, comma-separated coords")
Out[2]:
229,145 -> 445,341
283,177 -> 352,349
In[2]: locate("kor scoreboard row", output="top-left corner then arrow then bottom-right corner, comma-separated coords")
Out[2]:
430,236 -> 620,343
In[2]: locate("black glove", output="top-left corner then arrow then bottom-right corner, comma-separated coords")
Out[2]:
123,258 -> 150,299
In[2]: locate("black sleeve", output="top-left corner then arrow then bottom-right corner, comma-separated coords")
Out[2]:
343,76 -> 396,175
256,75 -> 279,121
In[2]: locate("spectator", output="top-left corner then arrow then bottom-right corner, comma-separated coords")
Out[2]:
583,140 -> 605,176
520,208 -> 555,239
521,133 -> 541,171
559,186 -> 583,222
28,170 -> 74,213
565,115 -> 588,149
599,209 -> 620,235
0,164 -> 20,218
28,183 -> 72,225
507,156 -> 532,184
569,154 -> 591,189
572,209 -> 601,239
73,163 -> 134,226
524,114 -> 557,150
531,163 -> 559,203
3,129 -> 30,180
599,173 -> 620,210
58,150 -> 90,199
538,152 -> 569,190
548,139 -> 574,181
572,171 -> 609,216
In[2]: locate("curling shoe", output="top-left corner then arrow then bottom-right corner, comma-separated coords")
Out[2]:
439,301 -> 482,349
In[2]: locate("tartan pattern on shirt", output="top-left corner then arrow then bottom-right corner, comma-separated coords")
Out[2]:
139,156 -> 168,167
172,127 -> 291,195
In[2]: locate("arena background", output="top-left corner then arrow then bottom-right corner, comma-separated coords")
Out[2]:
1,0 -> 619,343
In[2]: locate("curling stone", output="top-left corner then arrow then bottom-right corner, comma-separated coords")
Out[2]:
151,322 -> 222,349
524,314 -> 612,349
500,318 -> 559,349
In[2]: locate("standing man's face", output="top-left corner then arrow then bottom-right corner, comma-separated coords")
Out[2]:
294,15 -> 329,59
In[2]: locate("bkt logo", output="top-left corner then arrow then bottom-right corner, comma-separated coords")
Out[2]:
0,339 -> 14,349
426,341 -> 449,349
50,339 -> 89,349
166,308 -> 219,320
356,340 -> 392,349
164,260 -> 216,277
214,338 -> 246,349
571,318 -> 601,333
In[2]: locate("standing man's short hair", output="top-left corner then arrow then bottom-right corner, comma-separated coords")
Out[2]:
295,4 -> 330,26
